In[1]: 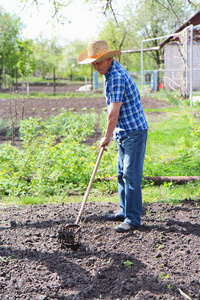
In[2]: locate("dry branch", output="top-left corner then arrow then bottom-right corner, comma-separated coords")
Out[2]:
101,176 -> 200,184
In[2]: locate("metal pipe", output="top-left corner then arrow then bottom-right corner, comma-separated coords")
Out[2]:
141,41 -> 143,96
189,25 -> 193,107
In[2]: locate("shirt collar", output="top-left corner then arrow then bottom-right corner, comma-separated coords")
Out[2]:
105,59 -> 114,80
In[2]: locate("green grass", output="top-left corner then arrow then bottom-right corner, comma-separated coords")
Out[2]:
142,180 -> 200,204
0,193 -> 119,207
1,181 -> 200,207
146,111 -> 192,158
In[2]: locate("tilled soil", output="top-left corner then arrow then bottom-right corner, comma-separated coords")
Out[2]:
0,200 -> 200,299
0,85 -> 200,299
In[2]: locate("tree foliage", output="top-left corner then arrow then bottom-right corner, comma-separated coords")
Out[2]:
33,36 -> 62,79
16,39 -> 36,96
17,40 -> 36,78
59,40 -> 89,80
0,7 -> 23,87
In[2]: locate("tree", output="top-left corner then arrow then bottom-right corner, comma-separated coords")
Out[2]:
98,19 -> 134,68
60,40 -> 90,81
33,38 -> 62,92
47,39 -> 63,92
17,39 -> 36,96
18,0 -> 200,26
19,0 -> 73,22
33,36 -> 58,79
60,45 -> 79,81
122,0 -> 197,70
31,36 -> 63,91
0,7 -> 22,88
86,0 -> 200,28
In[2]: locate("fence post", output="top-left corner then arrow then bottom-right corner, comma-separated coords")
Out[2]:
93,70 -> 98,90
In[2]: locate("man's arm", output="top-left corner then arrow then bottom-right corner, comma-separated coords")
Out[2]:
100,102 -> 122,147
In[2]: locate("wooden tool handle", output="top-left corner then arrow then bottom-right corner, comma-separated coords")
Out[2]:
75,146 -> 105,224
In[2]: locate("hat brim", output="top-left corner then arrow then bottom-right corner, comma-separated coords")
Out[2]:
78,50 -> 122,65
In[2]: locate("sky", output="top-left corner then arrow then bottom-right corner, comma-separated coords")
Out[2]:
0,0 -> 109,45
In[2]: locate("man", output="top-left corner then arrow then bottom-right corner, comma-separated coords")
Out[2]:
78,40 -> 148,233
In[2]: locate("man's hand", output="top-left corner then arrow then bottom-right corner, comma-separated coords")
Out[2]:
100,136 -> 111,149
100,101 -> 122,149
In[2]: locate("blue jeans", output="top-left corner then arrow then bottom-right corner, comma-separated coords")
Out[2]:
116,130 -> 148,226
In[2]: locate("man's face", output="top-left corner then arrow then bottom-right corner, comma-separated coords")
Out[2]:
92,58 -> 112,75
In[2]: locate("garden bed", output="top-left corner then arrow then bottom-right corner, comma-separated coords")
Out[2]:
0,200 -> 200,299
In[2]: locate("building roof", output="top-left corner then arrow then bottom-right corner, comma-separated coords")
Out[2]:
159,10 -> 200,48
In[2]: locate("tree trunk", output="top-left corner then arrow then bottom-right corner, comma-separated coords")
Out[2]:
15,68 -> 18,89
53,67 -> 56,93
26,77 -> 30,97
0,65 -> 3,89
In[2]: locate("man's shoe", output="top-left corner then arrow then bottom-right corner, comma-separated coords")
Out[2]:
104,213 -> 124,222
114,222 -> 138,233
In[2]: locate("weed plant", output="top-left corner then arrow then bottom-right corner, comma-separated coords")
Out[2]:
0,119 -> 12,131
0,109 -> 117,197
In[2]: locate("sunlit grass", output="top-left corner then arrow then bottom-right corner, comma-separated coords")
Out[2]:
142,180 -> 200,205
1,180 -> 200,207
146,111 -> 192,159
0,91 -> 104,99
0,193 -> 119,207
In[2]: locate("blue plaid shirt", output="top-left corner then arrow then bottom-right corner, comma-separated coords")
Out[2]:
104,60 -> 148,140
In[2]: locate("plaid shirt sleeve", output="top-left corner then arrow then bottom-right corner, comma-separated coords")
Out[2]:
107,75 -> 125,103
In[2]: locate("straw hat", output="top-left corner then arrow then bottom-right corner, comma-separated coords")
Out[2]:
78,40 -> 122,64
